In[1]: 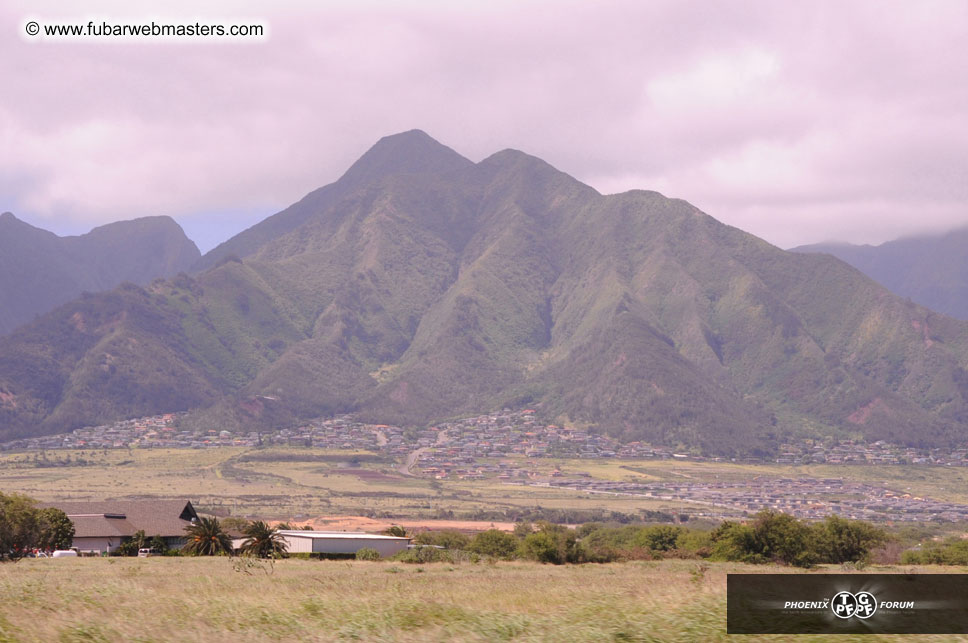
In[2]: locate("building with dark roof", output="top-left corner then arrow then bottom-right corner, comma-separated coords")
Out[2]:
43,500 -> 198,553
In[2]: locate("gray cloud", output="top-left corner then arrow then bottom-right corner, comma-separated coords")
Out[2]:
2,0 -> 966,251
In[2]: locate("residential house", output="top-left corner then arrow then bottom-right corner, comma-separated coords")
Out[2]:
43,499 -> 199,554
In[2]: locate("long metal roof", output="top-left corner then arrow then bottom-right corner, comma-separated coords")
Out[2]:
277,530 -> 409,540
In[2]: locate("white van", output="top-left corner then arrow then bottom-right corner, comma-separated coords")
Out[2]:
52,549 -> 78,558
137,548 -> 154,557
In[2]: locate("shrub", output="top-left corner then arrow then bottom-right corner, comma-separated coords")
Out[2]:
813,515 -> 888,564
149,535 -> 169,555
519,523 -> 582,564
633,525 -> 683,552
869,541 -> 904,565
749,511 -> 817,567
709,512 -> 817,567
412,530 -> 470,550
902,539 -> 968,565
117,541 -> 139,557
674,529 -> 713,557
392,546 -> 454,564
520,532 -> 560,564
469,530 -> 518,560
577,523 -> 711,562
355,548 -> 381,561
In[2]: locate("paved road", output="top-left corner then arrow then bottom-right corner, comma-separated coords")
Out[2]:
398,430 -> 449,476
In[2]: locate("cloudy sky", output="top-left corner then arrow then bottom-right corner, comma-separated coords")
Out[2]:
2,0 -> 966,252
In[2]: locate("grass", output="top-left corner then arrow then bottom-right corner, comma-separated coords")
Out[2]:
3,558 -> 966,642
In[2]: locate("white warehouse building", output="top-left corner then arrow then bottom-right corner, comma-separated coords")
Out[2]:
234,530 -> 411,558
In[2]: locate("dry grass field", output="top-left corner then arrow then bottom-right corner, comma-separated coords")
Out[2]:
0,448 -> 686,521
3,557 -> 965,642
4,449 -> 968,640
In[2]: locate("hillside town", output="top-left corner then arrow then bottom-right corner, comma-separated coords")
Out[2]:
5,409 -> 968,523
516,476 -> 968,523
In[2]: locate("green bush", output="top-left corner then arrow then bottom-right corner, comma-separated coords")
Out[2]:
355,548 -> 381,561
412,530 -> 470,550
468,530 -> 518,560
709,512 -> 815,567
674,528 -> 713,556
633,525 -> 683,552
520,532 -> 560,564
519,523 -> 582,564
576,523 -> 713,562
391,546 -> 454,564
813,515 -> 887,564
901,539 -> 968,565
149,535 -> 169,555
707,511 -> 889,568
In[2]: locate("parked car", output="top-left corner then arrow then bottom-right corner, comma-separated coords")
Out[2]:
52,549 -> 78,558
137,548 -> 155,557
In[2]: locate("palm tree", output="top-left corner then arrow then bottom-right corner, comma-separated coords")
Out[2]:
182,517 -> 233,556
240,521 -> 287,559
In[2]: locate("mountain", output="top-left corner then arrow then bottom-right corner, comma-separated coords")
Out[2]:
0,213 -> 200,335
194,130 -> 474,271
792,228 -> 968,319
3,131 -> 968,455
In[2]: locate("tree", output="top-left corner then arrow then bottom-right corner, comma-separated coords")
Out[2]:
149,535 -> 169,554
710,521 -> 759,563
118,530 -> 148,556
0,493 -> 42,561
513,521 -> 534,539
182,517 -> 233,556
38,507 -> 74,552
240,521 -> 287,559
710,511 -> 816,567
634,525 -> 683,552
750,510 -> 816,567
815,516 -> 887,564
384,525 -> 407,538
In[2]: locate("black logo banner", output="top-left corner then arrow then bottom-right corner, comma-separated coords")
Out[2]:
728,574 -> 968,634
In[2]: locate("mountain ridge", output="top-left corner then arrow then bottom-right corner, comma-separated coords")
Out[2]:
792,227 -> 968,319
0,213 -> 200,335
3,132 -> 968,455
